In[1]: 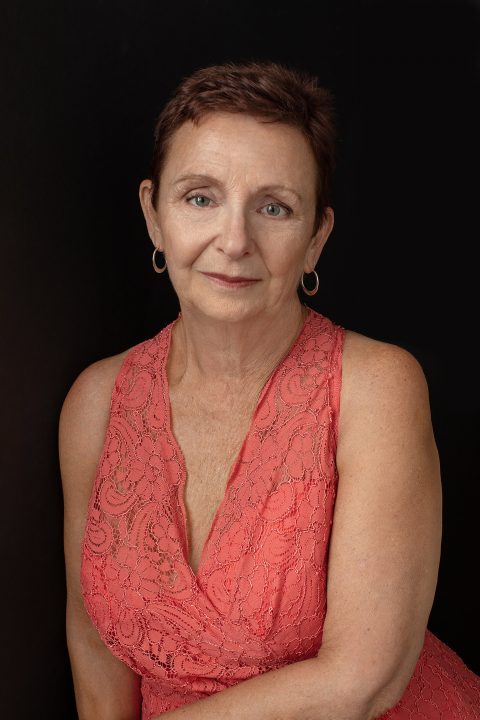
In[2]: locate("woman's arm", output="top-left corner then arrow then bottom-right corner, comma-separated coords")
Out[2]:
60,357 -> 142,720
152,334 -> 442,720
154,654 -> 374,719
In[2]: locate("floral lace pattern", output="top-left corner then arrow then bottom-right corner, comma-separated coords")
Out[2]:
81,309 -> 480,719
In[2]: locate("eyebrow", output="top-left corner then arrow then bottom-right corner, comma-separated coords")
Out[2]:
172,174 -> 303,202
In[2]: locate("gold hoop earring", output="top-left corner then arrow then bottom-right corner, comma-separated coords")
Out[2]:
301,270 -> 319,296
152,247 -> 167,274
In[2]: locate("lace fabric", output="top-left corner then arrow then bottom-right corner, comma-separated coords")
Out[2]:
81,309 -> 480,719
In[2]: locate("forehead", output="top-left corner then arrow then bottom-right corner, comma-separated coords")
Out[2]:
161,112 -> 317,190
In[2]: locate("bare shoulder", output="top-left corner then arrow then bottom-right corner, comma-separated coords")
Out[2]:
60,349 -> 131,428
341,329 -> 430,408
342,329 -> 427,386
59,348 -> 132,502
338,329 -> 433,451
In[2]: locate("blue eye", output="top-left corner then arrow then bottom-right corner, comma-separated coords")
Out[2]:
261,203 -> 290,217
186,194 -> 211,208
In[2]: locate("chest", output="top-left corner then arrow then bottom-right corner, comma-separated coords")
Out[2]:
168,391 -> 258,574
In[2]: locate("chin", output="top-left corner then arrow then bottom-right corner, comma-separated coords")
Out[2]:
184,295 -> 264,324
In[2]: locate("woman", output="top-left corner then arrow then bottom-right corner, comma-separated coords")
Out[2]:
59,61 -> 480,719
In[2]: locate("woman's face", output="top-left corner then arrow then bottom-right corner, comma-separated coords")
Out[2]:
140,112 -> 333,323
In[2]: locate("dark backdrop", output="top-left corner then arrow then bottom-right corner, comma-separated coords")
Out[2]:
1,1 -> 479,716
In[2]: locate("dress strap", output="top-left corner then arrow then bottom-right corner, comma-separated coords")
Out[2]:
327,324 -> 346,455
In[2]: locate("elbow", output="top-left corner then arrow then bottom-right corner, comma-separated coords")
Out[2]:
347,656 -> 419,720
314,644 -> 421,720
343,682 -> 405,720
361,679 -> 409,720
328,676 -> 407,720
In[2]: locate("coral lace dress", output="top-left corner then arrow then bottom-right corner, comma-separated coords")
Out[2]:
81,308 -> 480,718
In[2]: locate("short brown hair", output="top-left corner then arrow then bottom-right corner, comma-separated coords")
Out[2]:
149,60 -> 336,234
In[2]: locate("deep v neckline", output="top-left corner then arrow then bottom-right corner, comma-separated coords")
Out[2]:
160,307 -> 313,583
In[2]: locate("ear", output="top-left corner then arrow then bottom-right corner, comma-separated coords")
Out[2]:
139,179 -> 163,249
304,207 -> 334,273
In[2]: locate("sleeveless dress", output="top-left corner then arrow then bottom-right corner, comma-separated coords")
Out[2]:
81,308 -> 480,719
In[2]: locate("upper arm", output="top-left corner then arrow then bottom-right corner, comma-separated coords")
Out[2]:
59,354 -> 142,719
319,333 -> 442,715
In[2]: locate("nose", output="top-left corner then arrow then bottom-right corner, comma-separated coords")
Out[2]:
213,206 -> 254,260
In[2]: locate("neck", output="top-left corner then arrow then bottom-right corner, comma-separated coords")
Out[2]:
168,301 -> 310,394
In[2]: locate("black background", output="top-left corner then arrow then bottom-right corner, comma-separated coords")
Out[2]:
1,1 -> 479,716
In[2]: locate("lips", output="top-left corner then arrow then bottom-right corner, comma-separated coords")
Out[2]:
201,272 -> 259,283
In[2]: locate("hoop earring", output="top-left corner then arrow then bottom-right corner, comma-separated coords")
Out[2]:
152,247 -> 167,274
301,270 -> 319,296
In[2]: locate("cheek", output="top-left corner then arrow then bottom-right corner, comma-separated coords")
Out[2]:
262,233 -> 306,279
163,223 -> 209,267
